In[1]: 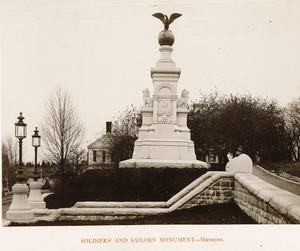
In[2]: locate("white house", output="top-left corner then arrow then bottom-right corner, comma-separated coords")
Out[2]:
87,122 -> 113,169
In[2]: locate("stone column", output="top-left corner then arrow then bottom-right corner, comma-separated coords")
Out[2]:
156,46 -> 175,68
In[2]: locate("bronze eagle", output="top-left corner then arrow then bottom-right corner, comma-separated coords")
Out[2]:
152,13 -> 182,30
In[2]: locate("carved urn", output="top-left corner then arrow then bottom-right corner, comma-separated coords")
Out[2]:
158,30 -> 175,46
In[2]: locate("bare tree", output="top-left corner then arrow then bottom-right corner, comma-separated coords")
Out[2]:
3,135 -> 18,166
68,147 -> 87,175
107,105 -> 142,167
41,87 -> 85,183
285,97 -> 300,160
2,136 -> 18,191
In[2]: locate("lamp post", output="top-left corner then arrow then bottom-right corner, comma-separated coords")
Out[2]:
7,113 -> 35,222
28,127 -> 46,209
32,127 -> 41,181
15,112 -> 27,183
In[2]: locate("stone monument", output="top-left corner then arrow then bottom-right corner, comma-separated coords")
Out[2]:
119,13 -> 208,168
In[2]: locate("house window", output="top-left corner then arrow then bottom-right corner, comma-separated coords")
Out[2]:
102,151 -> 106,162
209,153 -> 216,162
93,150 -> 97,162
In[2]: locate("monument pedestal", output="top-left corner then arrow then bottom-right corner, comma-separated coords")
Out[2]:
120,43 -> 208,169
120,159 -> 207,168
28,181 -> 46,209
6,183 -> 35,222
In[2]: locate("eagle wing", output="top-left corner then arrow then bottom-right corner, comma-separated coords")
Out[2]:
168,13 -> 182,25
152,13 -> 165,24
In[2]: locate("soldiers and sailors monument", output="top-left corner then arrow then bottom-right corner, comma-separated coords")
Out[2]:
120,13 -> 208,169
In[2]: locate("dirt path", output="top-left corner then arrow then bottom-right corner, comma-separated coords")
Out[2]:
253,165 -> 300,196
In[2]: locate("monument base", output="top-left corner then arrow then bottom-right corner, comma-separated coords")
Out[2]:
119,159 -> 209,169
6,183 -> 35,223
28,181 -> 46,209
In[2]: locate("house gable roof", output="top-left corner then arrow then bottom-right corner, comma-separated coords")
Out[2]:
87,134 -> 113,149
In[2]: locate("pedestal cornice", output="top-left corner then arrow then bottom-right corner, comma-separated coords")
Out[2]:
151,67 -> 181,77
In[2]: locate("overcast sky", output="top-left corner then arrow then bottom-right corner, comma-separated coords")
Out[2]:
1,0 -> 300,247
1,0 -> 300,162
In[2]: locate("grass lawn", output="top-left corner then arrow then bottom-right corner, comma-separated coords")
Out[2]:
260,161 -> 300,182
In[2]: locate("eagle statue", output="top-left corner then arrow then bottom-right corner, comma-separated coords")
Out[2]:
152,13 -> 182,31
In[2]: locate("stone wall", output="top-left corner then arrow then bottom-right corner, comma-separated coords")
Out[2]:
234,173 -> 300,224
180,172 -> 300,224
234,182 -> 292,223
180,177 -> 234,209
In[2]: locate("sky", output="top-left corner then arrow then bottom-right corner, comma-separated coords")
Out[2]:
1,0 -> 300,163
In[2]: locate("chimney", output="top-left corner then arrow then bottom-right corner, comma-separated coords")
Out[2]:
106,121 -> 112,134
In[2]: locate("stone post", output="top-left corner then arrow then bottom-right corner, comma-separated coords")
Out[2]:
28,181 -> 46,209
6,183 -> 35,222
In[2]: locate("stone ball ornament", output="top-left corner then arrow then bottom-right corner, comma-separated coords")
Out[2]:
158,30 -> 175,46
152,13 -> 182,46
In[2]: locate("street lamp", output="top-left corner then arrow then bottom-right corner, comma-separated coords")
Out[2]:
7,113 -> 34,222
28,127 -> 46,209
32,127 -> 41,181
15,112 -> 27,183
